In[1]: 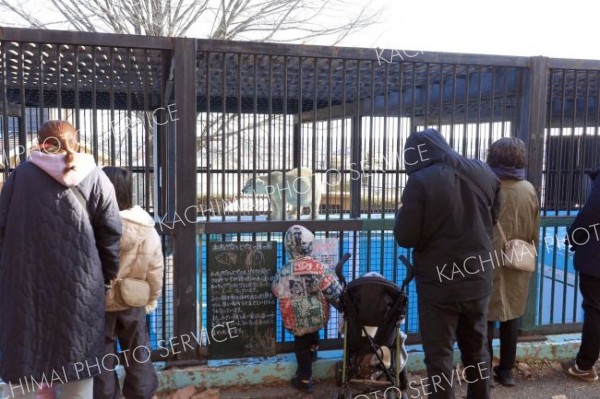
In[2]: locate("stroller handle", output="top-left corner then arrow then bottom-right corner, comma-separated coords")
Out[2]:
335,253 -> 352,287
399,255 -> 415,291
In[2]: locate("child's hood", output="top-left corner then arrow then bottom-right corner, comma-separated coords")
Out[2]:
284,225 -> 314,259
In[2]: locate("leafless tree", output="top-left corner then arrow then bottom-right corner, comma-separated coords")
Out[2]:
0,0 -> 380,43
0,0 -> 381,158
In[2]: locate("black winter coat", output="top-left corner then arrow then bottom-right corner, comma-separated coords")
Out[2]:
394,129 -> 501,303
568,169 -> 600,278
0,152 -> 121,384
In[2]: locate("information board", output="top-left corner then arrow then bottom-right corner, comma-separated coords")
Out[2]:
207,241 -> 277,359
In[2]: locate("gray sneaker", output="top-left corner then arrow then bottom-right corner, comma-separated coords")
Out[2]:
561,359 -> 599,382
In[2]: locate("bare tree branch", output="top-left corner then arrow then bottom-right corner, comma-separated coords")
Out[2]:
0,0 -> 380,43
0,0 -> 381,151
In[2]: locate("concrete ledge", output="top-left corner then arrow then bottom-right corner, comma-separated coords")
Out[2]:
156,334 -> 582,393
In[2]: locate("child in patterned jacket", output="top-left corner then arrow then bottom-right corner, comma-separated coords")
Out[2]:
272,225 -> 343,393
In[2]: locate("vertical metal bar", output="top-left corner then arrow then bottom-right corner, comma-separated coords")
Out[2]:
126,50 -> 133,174
56,44 -> 62,120
264,56 -> 273,241
350,61 -> 362,218
267,55 -> 277,228
236,53 -> 242,221
564,70 -> 578,213
382,62 -> 389,219
38,44 -> 45,129
92,46 -> 98,163
143,50 -> 151,212
109,47 -> 116,164
572,265 -> 579,323
293,58 -> 302,169
253,54 -> 259,220
1,41 -> 10,178
438,63 -> 444,133
449,65 -> 457,148
474,66 -> 482,159
395,62 -> 403,210
18,43 -> 26,163
340,59 -> 348,216
488,66 -> 496,148
267,55 -> 273,209
561,225 -> 570,324
220,52 -> 226,222
542,71 -> 554,218
367,60 -> 375,217
325,58 -> 333,220
74,46 -> 80,134
172,38 -> 198,359
462,66 -> 470,156
579,71 -> 591,206
501,68 -> 510,140
538,225 -> 547,325
549,225 -> 558,324
311,57 -> 318,220
409,63 -> 416,133
282,55 -> 288,219
393,62 -> 403,285
205,52 -> 211,220
423,62 -> 430,128
556,70 -> 567,214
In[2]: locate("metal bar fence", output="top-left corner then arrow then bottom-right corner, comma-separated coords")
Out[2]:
1,26 -> 600,359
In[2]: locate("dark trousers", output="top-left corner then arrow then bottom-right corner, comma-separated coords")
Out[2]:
418,297 -> 491,399
576,273 -> 600,370
93,307 -> 158,399
487,318 -> 520,370
294,331 -> 320,380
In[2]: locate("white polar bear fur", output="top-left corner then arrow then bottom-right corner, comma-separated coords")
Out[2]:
242,168 -> 322,220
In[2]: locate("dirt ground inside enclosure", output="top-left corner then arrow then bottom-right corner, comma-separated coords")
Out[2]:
159,360 -> 600,399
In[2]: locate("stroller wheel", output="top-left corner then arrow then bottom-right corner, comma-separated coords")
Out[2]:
335,360 -> 344,387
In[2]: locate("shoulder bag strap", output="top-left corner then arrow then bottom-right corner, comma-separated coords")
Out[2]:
445,165 -> 493,209
69,185 -> 91,222
496,222 -> 509,246
445,166 -> 490,208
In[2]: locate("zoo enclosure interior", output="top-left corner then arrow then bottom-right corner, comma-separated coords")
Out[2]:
0,26 -> 597,360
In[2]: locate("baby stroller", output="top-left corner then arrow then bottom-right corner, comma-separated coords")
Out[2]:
334,255 -> 415,399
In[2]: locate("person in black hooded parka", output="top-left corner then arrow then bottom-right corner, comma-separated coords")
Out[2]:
561,169 -> 600,382
394,129 -> 500,399
0,121 -> 122,398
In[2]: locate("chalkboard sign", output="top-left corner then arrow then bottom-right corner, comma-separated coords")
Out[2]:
207,241 -> 277,359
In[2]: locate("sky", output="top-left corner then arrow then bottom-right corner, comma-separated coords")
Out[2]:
333,0 -> 600,60
1,0 -> 598,61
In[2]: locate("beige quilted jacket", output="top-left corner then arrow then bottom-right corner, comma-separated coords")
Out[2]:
106,205 -> 164,313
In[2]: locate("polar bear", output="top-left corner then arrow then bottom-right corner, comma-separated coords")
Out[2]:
242,168 -> 322,220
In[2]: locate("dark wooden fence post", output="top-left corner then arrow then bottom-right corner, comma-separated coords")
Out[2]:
173,37 -> 198,359
519,56 -> 549,332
